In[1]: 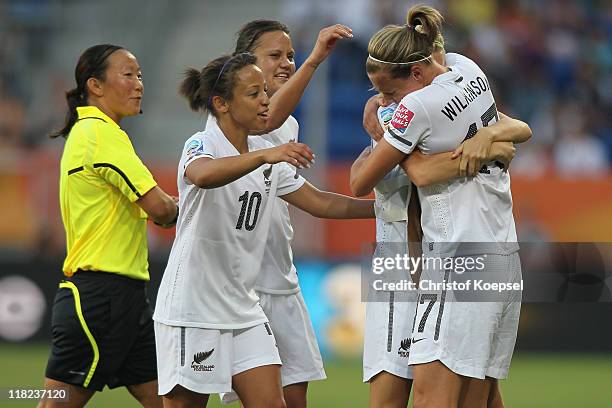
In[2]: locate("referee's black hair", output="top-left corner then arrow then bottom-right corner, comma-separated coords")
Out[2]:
234,20 -> 290,54
180,53 -> 257,117
50,44 -> 124,139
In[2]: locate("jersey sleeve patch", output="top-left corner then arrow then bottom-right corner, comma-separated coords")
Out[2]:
378,105 -> 396,128
389,103 -> 415,134
185,139 -> 207,160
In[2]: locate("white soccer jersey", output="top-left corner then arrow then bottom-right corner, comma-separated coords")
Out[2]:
206,114 -> 301,294
153,121 -> 305,329
383,53 -> 518,256
373,104 -> 411,223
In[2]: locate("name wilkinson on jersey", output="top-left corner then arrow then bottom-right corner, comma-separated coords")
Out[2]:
441,75 -> 491,122
191,349 -> 215,372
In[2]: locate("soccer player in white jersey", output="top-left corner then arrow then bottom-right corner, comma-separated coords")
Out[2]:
354,103 -> 421,408
353,106 -> 520,408
201,20 -> 351,408
350,5 -> 531,408
153,53 -> 374,408
352,30 -> 529,408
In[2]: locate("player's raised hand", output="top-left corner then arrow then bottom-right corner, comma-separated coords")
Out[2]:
262,141 -> 315,169
305,24 -> 353,67
452,127 -> 494,176
363,94 -> 384,142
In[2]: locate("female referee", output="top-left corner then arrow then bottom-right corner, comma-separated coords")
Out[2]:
350,5 -> 530,408
39,44 -> 178,408
153,52 -> 374,408
203,20 -> 351,408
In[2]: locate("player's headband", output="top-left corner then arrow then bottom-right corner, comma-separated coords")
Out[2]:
367,53 -> 432,65
208,52 -> 251,107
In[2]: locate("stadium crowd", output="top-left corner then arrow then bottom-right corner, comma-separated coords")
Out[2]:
284,0 -> 612,175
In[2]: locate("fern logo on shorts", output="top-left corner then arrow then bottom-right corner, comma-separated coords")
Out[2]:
191,348 -> 215,372
398,338 -> 410,358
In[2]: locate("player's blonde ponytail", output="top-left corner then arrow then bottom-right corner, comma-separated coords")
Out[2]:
406,5 -> 444,49
366,5 -> 445,78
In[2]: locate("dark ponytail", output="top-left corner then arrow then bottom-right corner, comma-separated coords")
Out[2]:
179,52 -> 257,117
49,88 -> 84,139
179,68 -> 205,112
49,44 -> 124,138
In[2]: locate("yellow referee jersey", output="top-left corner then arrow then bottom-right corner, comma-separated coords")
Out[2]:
59,106 -> 157,280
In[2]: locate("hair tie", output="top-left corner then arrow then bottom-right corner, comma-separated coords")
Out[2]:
368,53 -> 432,65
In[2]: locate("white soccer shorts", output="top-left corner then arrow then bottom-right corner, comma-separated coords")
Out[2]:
154,321 -> 281,395
408,252 -> 522,379
363,219 -> 417,382
220,290 -> 326,404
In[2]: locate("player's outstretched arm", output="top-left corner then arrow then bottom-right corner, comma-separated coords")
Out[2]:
186,143 -> 314,189
350,145 -> 372,182
402,141 -> 516,187
487,112 -> 532,143
402,151 -> 459,187
281,181 -> 374,219
350,138 -> 405,197
263,24 -> 353,132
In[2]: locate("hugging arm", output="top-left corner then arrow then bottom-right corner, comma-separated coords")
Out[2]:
281,181 -> 374,219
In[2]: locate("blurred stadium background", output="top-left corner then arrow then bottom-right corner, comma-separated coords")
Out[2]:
1,0 -> 611,406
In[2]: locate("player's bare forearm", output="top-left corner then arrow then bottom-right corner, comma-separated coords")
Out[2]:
403,140 -> 513,187
315,192 -> 374,219
350,146 -> 372,187
402,151 -> 459,187
261,24 -> 352,133
452,112 -> 530,176
488,112 -> 532,144
282,181 -> 375,219
350,139 -> 404,197
185,153 -> 265,189
262,62 -> 318,132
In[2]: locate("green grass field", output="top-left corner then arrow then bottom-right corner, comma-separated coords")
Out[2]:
1,344 -> 610,407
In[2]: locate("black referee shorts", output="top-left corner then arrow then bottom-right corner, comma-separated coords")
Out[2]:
45,271 -> 157,391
